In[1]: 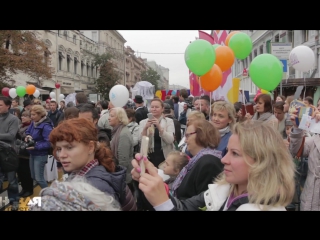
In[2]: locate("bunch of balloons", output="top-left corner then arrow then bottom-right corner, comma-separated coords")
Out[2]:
1,84 -> 41,98
184,31 -> 253,92
49,91 -> 65,101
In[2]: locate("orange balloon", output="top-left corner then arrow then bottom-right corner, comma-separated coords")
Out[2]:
215,46 -> 235,72
199,64 -> 223,92
26,84 -> 36,95
225,31 -> 240,46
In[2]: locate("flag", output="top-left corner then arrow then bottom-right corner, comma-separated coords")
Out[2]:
211,30 -> 233,102
198,30 -> 215,44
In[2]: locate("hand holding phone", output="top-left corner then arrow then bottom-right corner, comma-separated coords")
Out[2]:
147,113 -> 154,120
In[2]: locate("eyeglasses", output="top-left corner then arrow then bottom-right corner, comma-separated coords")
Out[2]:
185,131 -> 197,138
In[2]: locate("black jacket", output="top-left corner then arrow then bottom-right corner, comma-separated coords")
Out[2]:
169,191 -> 249,211
135,106 -> 148,124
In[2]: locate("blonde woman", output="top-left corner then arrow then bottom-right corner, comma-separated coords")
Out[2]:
25,105 -> 54,189
131,120 -> 295,211
108,107 -> 134,184
210,101 -> 236,158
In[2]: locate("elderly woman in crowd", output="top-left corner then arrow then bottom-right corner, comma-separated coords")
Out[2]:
29,176 -> 121,211
25,105 -> 54,189
131,120 -> 296,211
108,107 -> 134,183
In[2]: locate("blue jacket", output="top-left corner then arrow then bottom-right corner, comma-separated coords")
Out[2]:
216,131 -> 232,158
25,117 -> 53,156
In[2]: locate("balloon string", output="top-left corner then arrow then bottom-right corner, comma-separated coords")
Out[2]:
198,76 -> 202,112
209,91 -> 212,117
303,75 -> 306,100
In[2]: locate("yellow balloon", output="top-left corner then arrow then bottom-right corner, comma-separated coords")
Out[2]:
261,89 -> 268,94
155,90 -> 162,99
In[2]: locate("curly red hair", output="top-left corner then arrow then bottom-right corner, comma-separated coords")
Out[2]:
49,118 -> 115,172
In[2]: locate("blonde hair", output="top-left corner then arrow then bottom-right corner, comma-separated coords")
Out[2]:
31,104 -> 47,117
214,120 -> 295,209
110,107 -> 129,125
211,101 -> 236,128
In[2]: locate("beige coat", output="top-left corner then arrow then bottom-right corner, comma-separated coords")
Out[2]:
138,117 -> 175,159
289,128 -> 320,211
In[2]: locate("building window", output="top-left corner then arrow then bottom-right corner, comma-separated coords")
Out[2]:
64,31 -> 68,38
81,61 -> 84,76
275,34 -> 279,42
73,35 -> 76,44
87,64 -> 90,77
67,55 -> 72,72
58,52 -> 64,70
92,31 -> 97,42
91,65 -> 94,77
74,57 -> 78,74
259,45 -> 263,54
254,49 -> 257,57
302,30 -> 308,42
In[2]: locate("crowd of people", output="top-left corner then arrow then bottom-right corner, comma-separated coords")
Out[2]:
0,90 -> 320,211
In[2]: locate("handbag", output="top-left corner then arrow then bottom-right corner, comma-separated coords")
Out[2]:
0,141 -> 19,173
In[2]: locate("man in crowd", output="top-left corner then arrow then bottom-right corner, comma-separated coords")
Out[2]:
47,99 -> 62,127
134,95 -> 148,124
0,96 -> 20,211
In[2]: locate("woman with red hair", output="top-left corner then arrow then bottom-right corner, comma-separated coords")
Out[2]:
49,118 -> 136,211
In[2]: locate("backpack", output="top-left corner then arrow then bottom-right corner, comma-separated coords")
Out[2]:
0,141 -> 19,173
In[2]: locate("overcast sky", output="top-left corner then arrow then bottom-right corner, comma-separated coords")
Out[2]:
118,30 -> 212,89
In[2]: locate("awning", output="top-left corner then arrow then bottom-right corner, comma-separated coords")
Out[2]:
36,88 -> 49,95
61,87 -> 75,94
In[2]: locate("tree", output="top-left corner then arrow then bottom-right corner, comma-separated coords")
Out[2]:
93,53 -> 121,100
141,68 -> 160,90
0,30 -> 53,85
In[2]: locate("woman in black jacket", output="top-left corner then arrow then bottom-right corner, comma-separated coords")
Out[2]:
16,110 -> 34,197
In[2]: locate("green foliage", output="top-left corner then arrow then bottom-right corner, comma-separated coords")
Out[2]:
140,68 -> 160,90
93,53 -> 120,100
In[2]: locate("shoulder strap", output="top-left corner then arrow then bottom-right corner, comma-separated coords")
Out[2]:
131,125 -> 136,134
296,136 -> 305,158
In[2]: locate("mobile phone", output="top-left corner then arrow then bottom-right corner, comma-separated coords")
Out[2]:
147,113 -> 154,120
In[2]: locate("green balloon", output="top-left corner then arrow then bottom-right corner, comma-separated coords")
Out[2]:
228,32 -> 252,60
212,44 -> 221,50
249,54 -> 283,91
16,86 -> 26,97
185,39 -> 216,76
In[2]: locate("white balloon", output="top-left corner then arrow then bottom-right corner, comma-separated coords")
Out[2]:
33,89 -> 40,98
59,94 -> 65,101
50,92 -> 56,99
9,88 -> 17,98
109,85 -> 129,107
289,45 -> 315,72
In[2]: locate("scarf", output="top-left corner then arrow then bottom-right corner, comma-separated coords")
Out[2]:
147,116 -> 163,154
110,124 -> 125,159
29,180 -> 102,211
252,112 -> 273,122
22,122 -> 31,128
219,126 -> 230,137
34,116 -> 47,127
171,147 -> 222,197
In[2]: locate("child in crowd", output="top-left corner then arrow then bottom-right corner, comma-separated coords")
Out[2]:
159,151 -> 190,190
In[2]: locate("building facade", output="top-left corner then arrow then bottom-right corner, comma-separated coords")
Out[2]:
231,30 -> 320,104
145,60 -> 169,90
